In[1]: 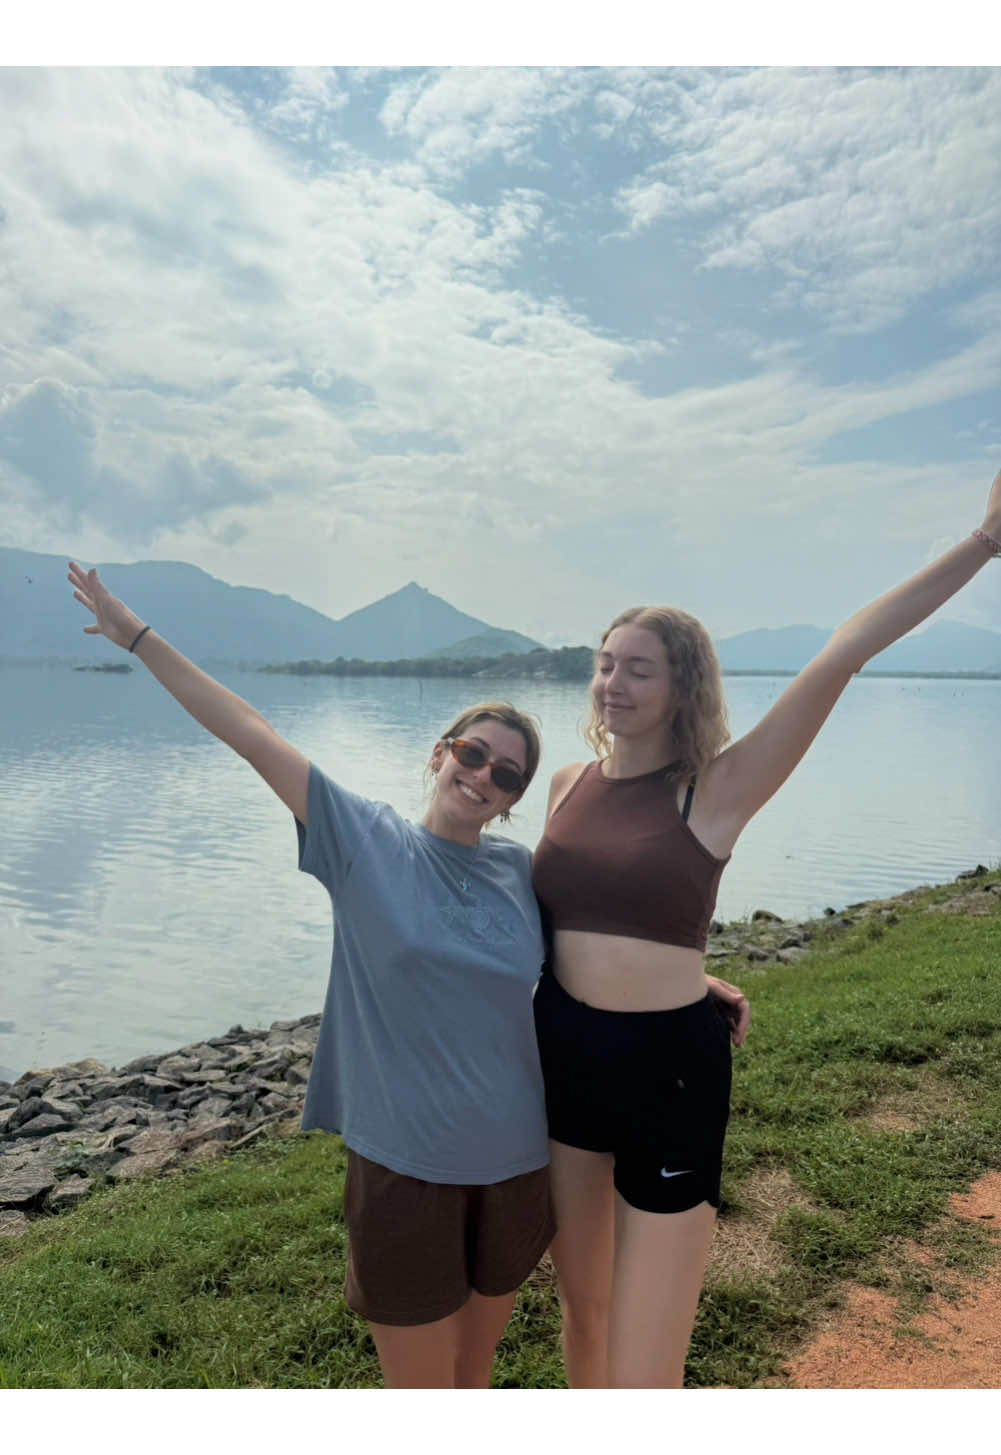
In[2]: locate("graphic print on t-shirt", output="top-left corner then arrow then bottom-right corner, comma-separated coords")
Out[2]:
438,894 -> 519,945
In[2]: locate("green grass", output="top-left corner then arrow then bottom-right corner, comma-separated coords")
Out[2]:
1,870 -> 1000,1387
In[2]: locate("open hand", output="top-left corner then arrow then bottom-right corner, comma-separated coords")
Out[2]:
68,562 -> 145,651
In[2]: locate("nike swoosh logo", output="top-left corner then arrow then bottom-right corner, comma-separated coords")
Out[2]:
660,1168 -> 694,1179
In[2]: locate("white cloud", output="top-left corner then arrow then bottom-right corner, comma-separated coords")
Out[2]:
378,66 -> 590,180
614,68 -> 1001,332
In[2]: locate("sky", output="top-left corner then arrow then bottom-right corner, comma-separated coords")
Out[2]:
2,30 -> 1001,647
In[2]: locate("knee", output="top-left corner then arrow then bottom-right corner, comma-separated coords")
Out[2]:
559,1286 -> 610,1339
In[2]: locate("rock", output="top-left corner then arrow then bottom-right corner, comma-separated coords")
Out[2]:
0,1210 -> 31,1237
775,947 -> 810,965
107,1148 -> 180,1182
779,932 -> 807,949
46,1176 -> 93,1211
157,1055 -> 199,1078
10,1113 -> 77,1139
958,865 -> 988,879
745,946 -> 770,962
180,1116 -> 236,1148
37,1097 -> 83,1124
117,1129 -> 188,1158
751,909 -> 783,923
253,1051 -> 294,1080
89,1073 -> 180,1103
284,1062 -> 311,1087
194,1095 -> 236,1121
117,1053 -> 165,1076
0,1166 -> 57,1208
61,1059 -> 110,1079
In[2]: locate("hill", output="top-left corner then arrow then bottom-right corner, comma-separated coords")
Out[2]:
0,549 -> 540,664
429,630 -> 540,659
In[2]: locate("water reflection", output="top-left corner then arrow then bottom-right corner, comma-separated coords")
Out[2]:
1,665 -> 999,1079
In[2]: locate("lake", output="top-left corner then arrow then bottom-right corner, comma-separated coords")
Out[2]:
2,664 -> 1000,1081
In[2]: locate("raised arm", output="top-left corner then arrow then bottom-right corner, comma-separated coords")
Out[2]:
68,562 -> 310,823
700,469 -> 1001,844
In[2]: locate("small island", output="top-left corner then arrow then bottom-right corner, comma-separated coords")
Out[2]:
258,645 -> 594,680
72,663 -> 134,674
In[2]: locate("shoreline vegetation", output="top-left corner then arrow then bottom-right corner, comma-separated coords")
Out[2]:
257,647 -> 1001,681
2,653 -> 1000,680
2,864 -> 1000,1387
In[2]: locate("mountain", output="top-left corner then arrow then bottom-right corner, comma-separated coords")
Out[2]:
715,626 -> 830,672
873,620 -> 1001,674
0,549 -> 542,664
326,584 -> 540,661
715,620 -> 1001,674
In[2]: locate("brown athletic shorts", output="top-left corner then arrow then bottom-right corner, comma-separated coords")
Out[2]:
343,1150 -> 555,1327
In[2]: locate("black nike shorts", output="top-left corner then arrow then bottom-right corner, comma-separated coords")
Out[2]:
533,969 -> 732,1215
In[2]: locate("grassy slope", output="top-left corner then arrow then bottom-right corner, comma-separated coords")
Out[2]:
1,872 -> 999,1388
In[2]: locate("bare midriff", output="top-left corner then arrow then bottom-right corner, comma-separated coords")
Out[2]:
551,929 -> 709,1012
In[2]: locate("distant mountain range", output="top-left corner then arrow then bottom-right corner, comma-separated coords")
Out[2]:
715,621 -> 1001,675
0,548 -> 541,664
3,546 -> 1000,673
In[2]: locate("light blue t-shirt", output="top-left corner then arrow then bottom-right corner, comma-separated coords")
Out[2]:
297,763 -> 549,1184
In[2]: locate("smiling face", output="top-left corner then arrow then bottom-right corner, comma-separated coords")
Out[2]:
426,717 -> 530,845
591,623 -> 675,750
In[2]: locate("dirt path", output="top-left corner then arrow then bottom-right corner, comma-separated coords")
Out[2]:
783,1171 -> 1001,1388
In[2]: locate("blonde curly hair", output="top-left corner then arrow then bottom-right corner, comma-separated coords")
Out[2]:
584,607 -> 730,779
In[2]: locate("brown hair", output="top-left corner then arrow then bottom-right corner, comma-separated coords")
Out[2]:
431,700 -> 542,822
584,607 -> 730,778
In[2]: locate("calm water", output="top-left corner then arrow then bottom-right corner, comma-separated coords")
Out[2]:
2,664 -> 1000,1081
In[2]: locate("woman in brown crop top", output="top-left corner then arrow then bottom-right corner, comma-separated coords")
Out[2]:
533,465 -> 1001,1389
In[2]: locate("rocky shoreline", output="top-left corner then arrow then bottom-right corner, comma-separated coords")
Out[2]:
3,866 -> 999,1240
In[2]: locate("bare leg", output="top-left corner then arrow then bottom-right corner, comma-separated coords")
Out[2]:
452,1289 -> 520,1388
607,1193 -> 717,1388
367,1310 -> 460,1388
547,1140 -> 616,1388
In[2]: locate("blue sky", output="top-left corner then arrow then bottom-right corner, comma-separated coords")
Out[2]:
2,49 -> 1000,645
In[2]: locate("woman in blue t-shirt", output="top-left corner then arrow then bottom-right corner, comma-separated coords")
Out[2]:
67,560 -> 559,1387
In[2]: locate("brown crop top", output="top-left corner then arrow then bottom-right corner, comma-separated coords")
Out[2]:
531,760 -> 729,953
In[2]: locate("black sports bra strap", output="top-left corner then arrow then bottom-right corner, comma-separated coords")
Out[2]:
682,777 -> 696,822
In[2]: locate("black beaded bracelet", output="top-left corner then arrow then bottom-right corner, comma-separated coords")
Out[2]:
128,625 -> 152,652
972,528 -> 1001,557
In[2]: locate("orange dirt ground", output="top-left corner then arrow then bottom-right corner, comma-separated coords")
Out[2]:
783,1171 -> 1001,1388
